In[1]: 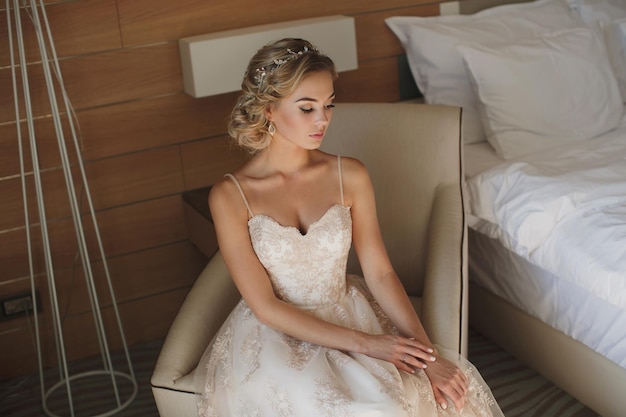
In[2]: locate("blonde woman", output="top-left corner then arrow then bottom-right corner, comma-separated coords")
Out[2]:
195,38 -> 503,417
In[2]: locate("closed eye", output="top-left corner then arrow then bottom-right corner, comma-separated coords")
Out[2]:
300,108 -> 313,114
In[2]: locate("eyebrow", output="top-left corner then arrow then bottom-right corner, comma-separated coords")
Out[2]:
295,93 -> 336,103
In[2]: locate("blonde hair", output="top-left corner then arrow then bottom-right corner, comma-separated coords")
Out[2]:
229,38 -> 337,154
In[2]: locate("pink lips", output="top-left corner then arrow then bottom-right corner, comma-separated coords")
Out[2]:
310,131 -> 325,140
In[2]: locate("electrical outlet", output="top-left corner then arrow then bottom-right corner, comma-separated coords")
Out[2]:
0,291 -> 40,320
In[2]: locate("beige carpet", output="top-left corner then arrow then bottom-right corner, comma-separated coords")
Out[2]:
468,329 -> 599,417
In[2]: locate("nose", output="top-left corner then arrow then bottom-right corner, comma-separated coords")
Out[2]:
316,111 -> 330,127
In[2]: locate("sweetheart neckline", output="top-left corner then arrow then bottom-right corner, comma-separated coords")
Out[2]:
248,204 -> 350,236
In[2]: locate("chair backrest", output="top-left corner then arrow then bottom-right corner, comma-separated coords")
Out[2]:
321,102 -> 463,297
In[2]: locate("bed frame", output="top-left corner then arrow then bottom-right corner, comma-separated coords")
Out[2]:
469,251 -> 626,417
436,1 -> 626,416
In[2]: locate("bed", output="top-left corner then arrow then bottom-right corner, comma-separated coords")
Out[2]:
386,1 -> 626,416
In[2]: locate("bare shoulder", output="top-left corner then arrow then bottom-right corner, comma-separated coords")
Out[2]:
339,156 -> 371,183
338,156 -> 373,206
208,175 -> 248,221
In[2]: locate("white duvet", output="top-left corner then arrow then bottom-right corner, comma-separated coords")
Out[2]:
466,123 -> 626,310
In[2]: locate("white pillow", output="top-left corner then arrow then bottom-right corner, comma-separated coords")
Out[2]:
567,0 -> 626,100
385,0 -> 580,144
458,27 -> 623,160
567,0 -> 626,22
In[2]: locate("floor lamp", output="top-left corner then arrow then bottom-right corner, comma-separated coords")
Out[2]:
6,1 -> 137,416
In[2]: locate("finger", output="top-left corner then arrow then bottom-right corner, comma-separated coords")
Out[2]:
454,369 -> 469,395
401,353 -> 427,370
397,358 -> 417,374
443,380 -> 466,411
431,386 -> 449,410
452,393 -> 465,412
406,348 -> 437,365
407,338 -> 434,353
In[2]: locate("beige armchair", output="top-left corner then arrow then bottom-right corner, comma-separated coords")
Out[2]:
151,102 -> 467,417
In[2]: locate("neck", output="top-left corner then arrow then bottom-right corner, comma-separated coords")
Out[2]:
258,143 -> 316,177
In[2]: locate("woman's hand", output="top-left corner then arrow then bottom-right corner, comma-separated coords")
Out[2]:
363,334 -> 437,374
424,354 -> 468,412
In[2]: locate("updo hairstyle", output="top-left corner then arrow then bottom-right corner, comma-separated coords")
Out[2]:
229,38 -> 337,154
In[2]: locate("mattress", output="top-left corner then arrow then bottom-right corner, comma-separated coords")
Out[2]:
464,139 -> 626,369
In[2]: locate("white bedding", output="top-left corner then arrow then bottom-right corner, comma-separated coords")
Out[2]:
469,228 -> 626,368
465,119 -> 626,368
466,115 -> 626,311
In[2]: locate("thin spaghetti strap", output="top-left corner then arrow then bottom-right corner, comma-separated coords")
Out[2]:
224,173 -> 255,218
337,155 -> 345,207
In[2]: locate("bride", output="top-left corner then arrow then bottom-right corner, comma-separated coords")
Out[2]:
195,37 -> 504,417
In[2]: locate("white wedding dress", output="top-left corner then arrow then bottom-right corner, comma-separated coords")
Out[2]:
195,159 -> 504,417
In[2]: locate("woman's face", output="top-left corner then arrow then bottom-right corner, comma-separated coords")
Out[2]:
267,70 -> 335,150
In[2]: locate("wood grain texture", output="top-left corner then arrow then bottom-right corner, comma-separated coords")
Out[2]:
0,0 -> 121,67
335,57 -> 401,103
0,286 -> 192,380
354,4 -> 440,61
181,135 -> 249,190
0,118 -> 80,177
40,241 -> 206,317
117,0 -> 437,47
84,146 -> 186,210
0,195 -> 188,281
78,92 -> 238,160
59,42 -> 183,110
0,146 -> 186,234
0,168 -> 71,232
0,43 -> 181,122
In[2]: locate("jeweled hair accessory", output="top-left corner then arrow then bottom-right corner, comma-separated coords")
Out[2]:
253,46 -> 317,87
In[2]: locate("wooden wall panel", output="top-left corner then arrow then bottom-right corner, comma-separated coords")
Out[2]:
0,169 -> 73,232
0,146 -> 185,235
0,0 -> 121,68
0,286 -> 191,380
0,176 -> 29,232
354,4 -> 440,61
0,0 -> 60,12
0,124 -> 20,178
0,118 -> 79,177
60,43 -> 182,109
1,0 -> 450,378
0,227 -> 39,282
0,196 -> 188,281
0,43 -> 182,123
78,92 -> 238,160
50,287 -> 190,370
88,195 -> 187,258
84,146 -> 185,210
335,58 -> 401,103
181,136 -> 249,190
117,0 -> 435,47
0,64 -> 52,123
0,241 -> 204,379
46,241 -> 205,317
0,327 -> 37,379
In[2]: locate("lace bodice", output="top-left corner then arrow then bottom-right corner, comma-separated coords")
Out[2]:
248,204 -> 352,310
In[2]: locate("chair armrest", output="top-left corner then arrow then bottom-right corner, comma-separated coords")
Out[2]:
151,251 -> 240,391
421,183 -> 468,356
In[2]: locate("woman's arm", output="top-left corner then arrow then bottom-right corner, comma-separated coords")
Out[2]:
343,158 -> 468,411
208,178 -> 433,368
342,158 -> 431,343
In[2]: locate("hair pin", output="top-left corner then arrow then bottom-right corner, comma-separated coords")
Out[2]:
253,46 -> 317,87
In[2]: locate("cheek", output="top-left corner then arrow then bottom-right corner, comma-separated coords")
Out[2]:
278,112 -> 305,131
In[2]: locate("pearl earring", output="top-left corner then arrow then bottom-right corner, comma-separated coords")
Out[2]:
268,122 -> 276,136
